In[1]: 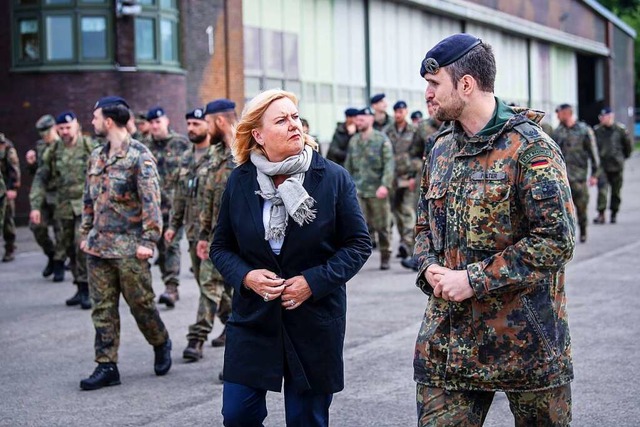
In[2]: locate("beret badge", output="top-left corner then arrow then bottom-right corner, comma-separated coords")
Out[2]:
422,58 -> 439,75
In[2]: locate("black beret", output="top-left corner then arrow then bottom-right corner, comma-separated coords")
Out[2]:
35,114 -> 56,132
94,96 -> 130,111
370,93 -> 385,104
185,107 -> 206,121
357,107 -> 374,116
204,99 -> 236,116
344,108 -> 359,117
420,33 -> 482,77
599,107 -> 613,115
146,106 -> 166,121
410,111 -> 423,120
393,101 -> 407,110
55,111 -> 77,124
555,103 -> 572,113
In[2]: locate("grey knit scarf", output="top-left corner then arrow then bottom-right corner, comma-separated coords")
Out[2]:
250,145 -> 316,241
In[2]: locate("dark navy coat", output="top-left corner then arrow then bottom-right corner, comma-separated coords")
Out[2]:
211,151 -> 371,393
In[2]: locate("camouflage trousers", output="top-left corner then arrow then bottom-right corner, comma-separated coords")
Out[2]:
569,180 -> 589,234
596,169 -> 624,214
87,255 -> 169,363
186,241 -> 232,342
416,383 -> 571,427
358,196 -> 392,256
57,215 -> 87,285
392,186 -> 416,254
3,198 -> 15,251
0,195 -> 5,233
30,198 -> 60,257
156,223 -> 182,286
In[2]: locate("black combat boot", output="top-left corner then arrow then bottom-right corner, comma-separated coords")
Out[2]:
2,245 -> 16,262
380,252 -> 391,270
593,211 -> 605,224
401,256 -> 420,272
154,339 -> 172,376
78,282 -> 91,310
610,211 -> 617,224
80,363 -> 121,391
211,327 -> 226,347
53,260 -> 65,282
183,339 -> 204,361
42,254 -> 55,277
66,285 -> 83,306
158,283 -> 179,308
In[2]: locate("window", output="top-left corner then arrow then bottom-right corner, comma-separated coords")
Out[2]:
12,0 -> 111,67
135,0 -> 180,67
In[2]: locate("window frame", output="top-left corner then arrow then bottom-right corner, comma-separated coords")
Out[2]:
135,0 -> 181,69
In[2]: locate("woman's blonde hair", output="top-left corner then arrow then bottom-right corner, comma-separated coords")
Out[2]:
233,89 -> 318,165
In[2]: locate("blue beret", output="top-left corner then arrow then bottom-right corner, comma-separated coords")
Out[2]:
370,93 -> 385,104
185,107 -> 206,121
204,99 -> 236,116
410,111 -> 423,120
55,111 -> 77,124
600,107 -> 613,115
344,108 -> 359,117
393,101 -> 407,110
147,107 -> 166,121
555,103 -> 572,113
420,33 -> 482,77
357,107 -> 374,116
94,96 -> 130,111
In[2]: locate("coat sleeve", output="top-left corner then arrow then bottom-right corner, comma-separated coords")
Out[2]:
381,138 -> 395,189
300,170 -> 372,300
585,126 -> 600,177
413,151 -> 437,296
137,152 -> 163,249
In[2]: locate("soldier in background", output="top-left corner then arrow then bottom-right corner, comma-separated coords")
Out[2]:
371,93 -> 392,132
553,103 -> 600,242
410,110 -> 423,125
326,108 -> 359,166
133,111 -> 150,142
30,112 -> 97,309
386,100 -> 419,260
79,96 -> 171,390
144,107 -> 190,307
0,171 -> 5,232
25,115 -> 62,277
0,132 -> 20,262
344,107 -> 394,269
593,107 -> 633,224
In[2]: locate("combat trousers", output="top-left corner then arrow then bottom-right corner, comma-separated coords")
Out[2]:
0,195 -> 5,232
392,187 -> 417,254
596,169 -> 624,214
569,180 -> 588,234
57,215 -> 87,284
30,198 -> 60,257
3,198 -> 15,251
187,250 -> 232,342
87,255 -> 169,363
416,383 -> 571,427
156,223 -> 182,286
358,196 -> 391,256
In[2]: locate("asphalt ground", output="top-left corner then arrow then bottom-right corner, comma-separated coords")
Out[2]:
1,153 -> 639,426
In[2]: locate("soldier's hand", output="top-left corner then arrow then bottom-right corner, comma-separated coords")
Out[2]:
30,209 -> 41,225
408,178 -> 416,192
430,266 -> 474,302
6,190 -> 17,200
164,229 -> 175,243
136,245 -> 154,260
375,185 -> 389,199
244,269 -> 286,301
589,176 -> 598,187
196,240 -> 209,260
25,150 -> 36,165
346,123 -> 356,135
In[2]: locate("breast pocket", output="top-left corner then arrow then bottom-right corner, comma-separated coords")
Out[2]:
426,182 -> 448,252
87,166 -> 104,200
467,183 -> 513,251
108,170 -> 133,202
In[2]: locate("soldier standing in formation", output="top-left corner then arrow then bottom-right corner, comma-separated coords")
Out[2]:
326,107 -> 359,166
0,132 -> 20,262
79,96 -> 171,390
144,107 -> 190,307
414,33 -> 575,425
371,93 -> 392,132
30,112 -> 96,308
344,107 -> 394,269
410,110 -> 423,125
385,100 -> 419,260
593,107 -> 633,224
553,103 -> 600,242
25,115 -> 62,277
133,111 -> 151,142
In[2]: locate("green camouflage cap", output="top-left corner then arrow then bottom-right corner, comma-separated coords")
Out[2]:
35,114 -> 56,132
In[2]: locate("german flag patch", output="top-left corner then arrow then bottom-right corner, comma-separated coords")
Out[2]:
531,158 -> 550,169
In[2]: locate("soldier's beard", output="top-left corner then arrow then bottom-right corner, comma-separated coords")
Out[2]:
189,132 -> 207,143
435,91 -> 465,122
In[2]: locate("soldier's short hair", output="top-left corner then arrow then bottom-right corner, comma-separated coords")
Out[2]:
446,43 -> 496,93
102,104 -> 131,128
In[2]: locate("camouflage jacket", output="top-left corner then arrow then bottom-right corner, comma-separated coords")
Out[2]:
414,107 -> 575,392
594,122 -> 632,172
27,139 -> 58,197
552,121 -> 599,182
0,138 -> 20,191
170,143 -> 225,242
326,122 -> 354,166
198,145 -> 235,243
373,112 -> 393,133
144,132 -> 190,215
81,137 -> 162,258
344,130 -> 395,198
30,135 -> 96,219
385,121 -> 419,179
412,118 -> 440,160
